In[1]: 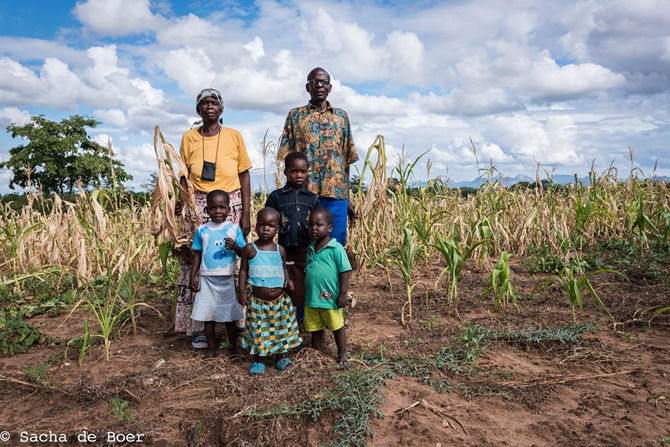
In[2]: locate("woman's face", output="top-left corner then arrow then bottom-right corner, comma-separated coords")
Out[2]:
197,96 -> 222,123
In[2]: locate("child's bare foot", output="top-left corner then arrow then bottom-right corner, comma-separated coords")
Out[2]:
337,355 -> 350,368
204,348 -> 217,359
229,346 -> 243,359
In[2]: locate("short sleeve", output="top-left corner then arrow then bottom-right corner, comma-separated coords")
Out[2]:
313,195 -> 322,210
235,226 -> 247,249
178,133 -> 188,179
277,111 -> 295,161
342,112 -> 359,167
235,131 -> 252,173
191,227 -> 203,251
335,245 -> 352,273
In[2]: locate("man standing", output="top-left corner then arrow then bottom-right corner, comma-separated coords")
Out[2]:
278,67 -> 359,246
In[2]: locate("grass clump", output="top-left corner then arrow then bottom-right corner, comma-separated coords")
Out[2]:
23,359 -> 52,388
390,323 -> 597,394
247,365 -> 394,447
484,323 -> 597,346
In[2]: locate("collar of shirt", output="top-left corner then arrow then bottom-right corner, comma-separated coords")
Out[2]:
307,101 -> 334,112
310,238 -> 338,254
280,183 -> 312,194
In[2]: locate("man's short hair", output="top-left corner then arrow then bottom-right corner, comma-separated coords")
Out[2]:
307,67 -> 330,82
257,207 -> 280,225
284,151 -> 308,169
206,189 -> 229,207
310,208 -> 333,225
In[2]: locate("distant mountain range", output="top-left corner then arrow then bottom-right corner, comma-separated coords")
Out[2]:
414,174 -> 670,189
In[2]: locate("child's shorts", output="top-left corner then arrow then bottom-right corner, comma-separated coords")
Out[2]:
191,275 -> 244,323
304,305 -> 344,332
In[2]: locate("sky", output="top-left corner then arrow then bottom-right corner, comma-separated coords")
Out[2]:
0,0 -> 669,193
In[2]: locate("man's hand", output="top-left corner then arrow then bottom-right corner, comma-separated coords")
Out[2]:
238,294 -> 249,306
189,275 -> 200,292
336,293 -> 347,309
241,211 -> 251,237
347,202 -> 360,228
284,279 -> 295,292
225,237 -> 237,251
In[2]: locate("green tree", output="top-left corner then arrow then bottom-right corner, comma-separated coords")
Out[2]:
1,115 -> 131,195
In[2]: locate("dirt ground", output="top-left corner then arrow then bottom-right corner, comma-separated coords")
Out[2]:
1,259 -> 669,447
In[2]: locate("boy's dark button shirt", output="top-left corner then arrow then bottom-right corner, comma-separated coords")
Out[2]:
265,184 -> 321,247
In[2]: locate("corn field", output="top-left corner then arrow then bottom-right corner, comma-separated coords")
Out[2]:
1,131 -> 669,320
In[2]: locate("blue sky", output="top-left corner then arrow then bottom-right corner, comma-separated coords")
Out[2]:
1,0 -> 669,193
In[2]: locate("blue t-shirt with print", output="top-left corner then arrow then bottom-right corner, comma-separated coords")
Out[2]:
191,221 -> 246,276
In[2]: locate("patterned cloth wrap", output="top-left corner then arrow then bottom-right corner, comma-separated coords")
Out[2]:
241,293 -> 302,357
175,189 -> 243,335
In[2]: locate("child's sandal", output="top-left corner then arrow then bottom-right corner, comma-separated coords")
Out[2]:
249,362 -> 265,376
275,358 -> 293,371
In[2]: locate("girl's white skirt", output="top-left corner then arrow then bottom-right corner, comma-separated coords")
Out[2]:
191,275 -> 244,323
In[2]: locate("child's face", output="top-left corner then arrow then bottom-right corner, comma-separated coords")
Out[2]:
256,212 -> 279,241
284,158 -> 308,189
308,212 -> 332,241
205,196 -> 229,223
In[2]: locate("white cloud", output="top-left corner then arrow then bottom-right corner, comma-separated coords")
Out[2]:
158,47 -> 215,95
414,89 -> 523,116
93,109 -> 127,128
596,117 -> 658,134
0,37 -> 87,66
244,37 -> 266,62
520,51 -> 626,100
85,46 -> 129,87
115,142 -> 159,173
488,114 -> 582,165
1,0 -> 669,191
299,7 -> 383,83
385,31 -> 424,84
155,13 -> 223,46
0,107 -> 31,127
93,133 -> 112,147
73,0 -> 164,37
0,46 -> 166,112
331,83 -> 406,118
558,0 -> 670,80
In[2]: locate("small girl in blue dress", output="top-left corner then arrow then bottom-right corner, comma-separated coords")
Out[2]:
190,190 -> 246,358
239,208 -> 302,375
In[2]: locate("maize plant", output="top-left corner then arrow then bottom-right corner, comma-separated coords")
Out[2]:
387,224 -> 420,325
61,273 -> 163,361
431,235 -> 485,314
484,251 -> 517,311
545,267 -> 625,322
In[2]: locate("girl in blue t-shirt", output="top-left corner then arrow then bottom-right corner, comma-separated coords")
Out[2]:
190,190 -> 246,358
239,208 -> 302,375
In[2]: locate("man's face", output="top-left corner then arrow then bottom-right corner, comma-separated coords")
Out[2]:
306,70 -> 331,103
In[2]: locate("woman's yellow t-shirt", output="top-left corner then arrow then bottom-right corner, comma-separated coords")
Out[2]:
179,127 -> 252,193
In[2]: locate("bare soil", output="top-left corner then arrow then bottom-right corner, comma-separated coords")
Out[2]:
1,260 -> 669,447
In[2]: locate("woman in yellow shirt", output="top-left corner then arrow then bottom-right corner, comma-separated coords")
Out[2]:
174,88 -> 252,348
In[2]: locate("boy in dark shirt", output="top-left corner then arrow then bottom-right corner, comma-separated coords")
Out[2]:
265,152 -> 321,321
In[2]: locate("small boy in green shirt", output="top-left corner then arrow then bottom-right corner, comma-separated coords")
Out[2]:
304,208 -> 352,366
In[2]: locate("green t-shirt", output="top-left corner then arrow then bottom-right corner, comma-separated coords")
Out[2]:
304,238 -> 352,310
